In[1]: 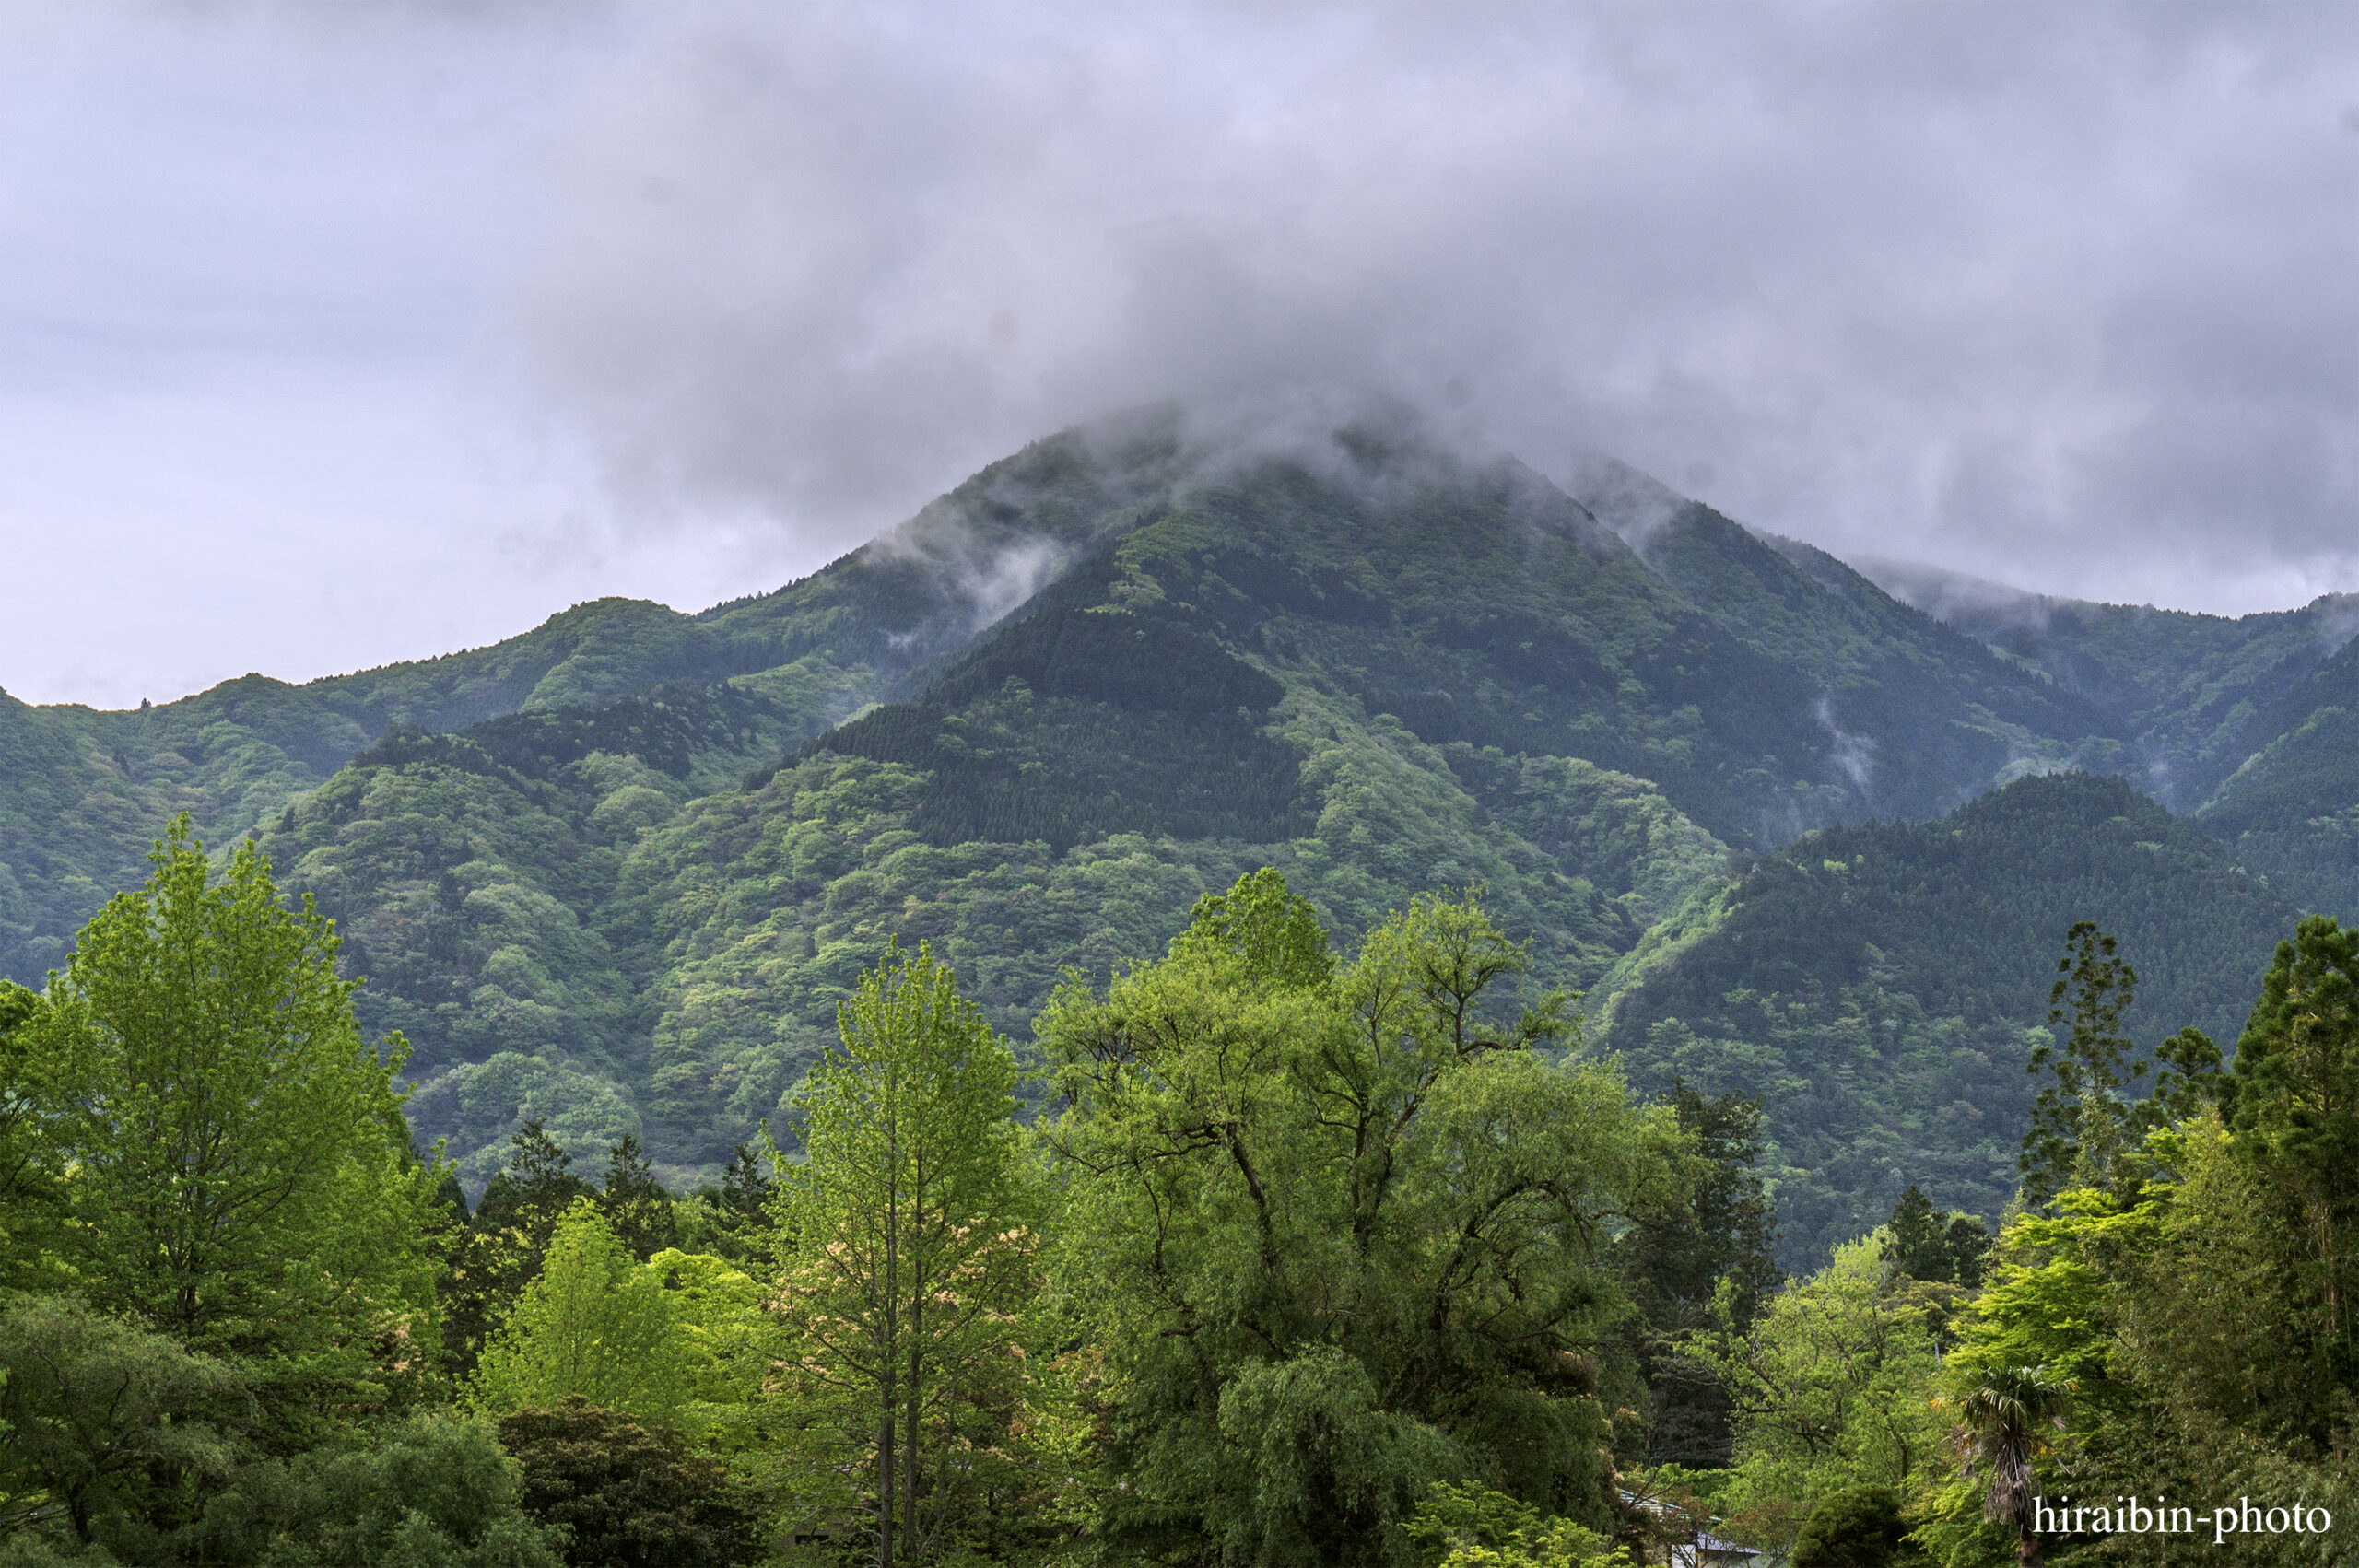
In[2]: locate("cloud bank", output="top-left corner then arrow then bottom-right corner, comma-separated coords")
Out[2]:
512,1 -> 2358,613
1,1 -> 2352,708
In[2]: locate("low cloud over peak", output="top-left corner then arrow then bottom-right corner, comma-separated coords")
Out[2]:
511,2 -> 2356,615
0,1 -> 2350,707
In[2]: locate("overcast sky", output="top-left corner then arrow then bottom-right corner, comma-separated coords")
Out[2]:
1,1 -> 2353,708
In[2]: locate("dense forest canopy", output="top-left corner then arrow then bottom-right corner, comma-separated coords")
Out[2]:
1,836 -> 2352,1567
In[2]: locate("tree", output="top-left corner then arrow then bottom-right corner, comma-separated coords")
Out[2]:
1403,1482 -> 1620,1568
1790,1484 -> 1919,1568
0,979 -> 43,1200
1039,873 -> 1688,1563
1886,1187 -> 1951,1282
1884,1186 -> 1989,1289
639,1248 -> 782,1457
1943,1215 -> 1993,1291
775,940 -> 1037,1567
2021,922 -> 2144,1205
469,1201 -> 693,1429
598,1135 -> 679,1263
186,1411 -> 560,1568
447,1120 -> 602,1376
0,1294 -> 241,1548
498,1398 -> 755,1568
1947,1365 -> 2070,1567
685,1143 -> 778,1268
2224,914 -> 2359,1447
1698,1235 -> 1945,1552
18,819 -> 440,1362
0,980 -> 66,1293
1619,1084 -> 1781,1466
473,1119 -> 599,1279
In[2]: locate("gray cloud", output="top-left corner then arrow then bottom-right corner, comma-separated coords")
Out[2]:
507,0 -> 2357,614
3,1 -> 2353,710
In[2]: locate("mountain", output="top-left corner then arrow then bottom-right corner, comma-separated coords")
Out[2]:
0,416 -> 1184,983
4,416 -> 2347,1246
1567,460 -> 2124,816
1857,556 -> 2359,811
2194,629 -> 2359,917
1595,770 -> 2297,1262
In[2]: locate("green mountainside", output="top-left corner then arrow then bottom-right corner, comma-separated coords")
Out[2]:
1857,555 -> 2358,811
1596,771 -> 2295,1261
1568,461 -> 2124,815
5,418 -> 2351,1255
2195,628 -> 2359,916
0,418 -> 1183,982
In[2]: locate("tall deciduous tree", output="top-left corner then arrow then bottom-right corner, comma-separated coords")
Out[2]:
775,941 -> 1036,1568
1039,872 -> 1688,1564
1700,1234 -> 1947,1550
21,817 -> 439,1361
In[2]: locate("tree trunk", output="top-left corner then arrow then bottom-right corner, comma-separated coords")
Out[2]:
904,1136 -> 927,1556
880,1185 -> 898,1568
878,1408 -> 895,1568
905,1337 -> 923,1556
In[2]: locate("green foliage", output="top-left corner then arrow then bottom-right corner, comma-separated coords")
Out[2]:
469,1202 -> 693,1429
1917,1092 -> 2358,1567
1614,1084 -> 1782,1468
19,820 -> 439,1364
440,1122 -> 603,1379
773,941 -> 1038,1561
2197,632 -> 2359,919
1944,1365 -> 2069,1566
804,685 -> 1311,850
194,1413 -> 559,1568
1402,1481 -> 1620,1568
0,1294 -> 241,1549
472,1122 -> 600,1277
1039,873 -> 1687,1562
2224,914 -> 2359,1439
1883,1188 -> 1989,1290
1878,567 -> 2354,812
496,1399 -> 755,1568
6,430 -> 2351,1240
0,1534 -> 114,1566
685,1144 -> 777,1268
595,1136 -> 679,1262
2021,921 -> 2145,1203
0,415 -> 1165,987
1790,1484 -> 1920,1568
0,979 -> 65,1293
1696,1235 -> 1945,1552
635,1249 -> 780,1452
